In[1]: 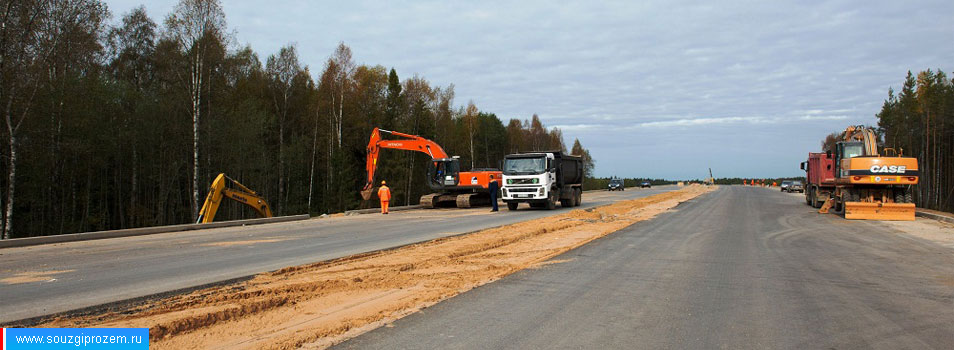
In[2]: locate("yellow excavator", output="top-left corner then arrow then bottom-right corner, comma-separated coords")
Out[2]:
824,125 -> 918,220
196,173 -> 273,223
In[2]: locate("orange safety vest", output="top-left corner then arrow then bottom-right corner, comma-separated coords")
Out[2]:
378,185 -> 391,201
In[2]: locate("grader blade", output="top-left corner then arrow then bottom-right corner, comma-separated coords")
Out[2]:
844,202 -> 915,221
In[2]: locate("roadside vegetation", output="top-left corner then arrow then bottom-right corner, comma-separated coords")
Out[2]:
874,70 -> 953,213
0,0 -> 594,239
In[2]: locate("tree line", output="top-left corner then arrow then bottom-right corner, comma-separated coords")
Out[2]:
875,69 -> 953,212
0,0 -> 594,239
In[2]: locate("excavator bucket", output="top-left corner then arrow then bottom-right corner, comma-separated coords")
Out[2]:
360,188 -> 374,201
844,202 -> 915,221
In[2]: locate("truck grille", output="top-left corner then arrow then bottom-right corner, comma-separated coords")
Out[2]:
508,188 -> 537,193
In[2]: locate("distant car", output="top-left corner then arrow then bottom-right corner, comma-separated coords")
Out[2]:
640,181 -> 651,188
608,179 -> 625,191
780,180 -> 792,192
789,180 -> 804,193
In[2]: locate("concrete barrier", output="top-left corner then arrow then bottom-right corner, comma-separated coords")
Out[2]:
0,214 -> 311,249
915,210 -> 954,224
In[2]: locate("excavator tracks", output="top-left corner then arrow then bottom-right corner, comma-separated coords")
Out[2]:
419,192 -> 491,209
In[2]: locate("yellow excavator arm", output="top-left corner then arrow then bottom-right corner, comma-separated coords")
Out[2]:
196,173 -> 274,224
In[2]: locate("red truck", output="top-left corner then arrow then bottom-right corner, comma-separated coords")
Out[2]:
800,152 -> 836,208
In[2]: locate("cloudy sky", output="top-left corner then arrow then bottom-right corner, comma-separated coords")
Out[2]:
105,0 -> 952,180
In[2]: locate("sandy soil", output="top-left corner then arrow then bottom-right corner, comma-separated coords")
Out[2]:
1,270 -> 75,285
39,185 -> 715,349
883,218 -> 954,249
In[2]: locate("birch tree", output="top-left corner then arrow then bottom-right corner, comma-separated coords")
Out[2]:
0,0 -> 105,239
330,42 -> 353,150
0,0 -> 45,239
462,101 -> 479,169
164,0 -> 227,220
266,44 -> 302,215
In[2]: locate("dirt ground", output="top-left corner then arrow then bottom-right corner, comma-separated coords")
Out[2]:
39,185 -> 715,350
884,217 -> 954,249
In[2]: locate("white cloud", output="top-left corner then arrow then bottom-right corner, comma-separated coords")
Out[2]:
103,0 -> 953,178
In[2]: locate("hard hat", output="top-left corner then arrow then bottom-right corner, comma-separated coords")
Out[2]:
381,180 -> 386,185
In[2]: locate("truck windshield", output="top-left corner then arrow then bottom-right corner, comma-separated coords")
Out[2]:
504,157 -> 546,175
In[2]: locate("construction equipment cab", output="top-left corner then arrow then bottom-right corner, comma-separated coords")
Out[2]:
501,151 -> 583,210
196,173 -> 273,223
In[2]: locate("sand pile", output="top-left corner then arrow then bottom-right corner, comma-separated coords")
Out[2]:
41,185 -> 715,349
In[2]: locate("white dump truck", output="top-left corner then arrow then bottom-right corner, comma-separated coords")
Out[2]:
501,151 -> 584,210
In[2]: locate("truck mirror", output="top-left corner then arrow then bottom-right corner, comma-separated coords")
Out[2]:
799,162 -> 805,170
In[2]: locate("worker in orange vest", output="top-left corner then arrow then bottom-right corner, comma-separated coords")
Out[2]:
378,180 -> 391,214
772,181 -> 777,187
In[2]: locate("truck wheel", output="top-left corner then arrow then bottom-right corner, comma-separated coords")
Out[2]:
805,188 -> 812,206
814,190 -> 827,209
560,198 -> 572,207
832,198 -> 844,215
507,202 -> 518,211
574,189 -> 582,206
904,189 -> 913,203
848,190 -> 860,202
894,189 -> 904,204
546,191 -> 557,210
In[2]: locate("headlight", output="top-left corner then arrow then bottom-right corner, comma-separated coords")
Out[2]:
538,187 -> 545,195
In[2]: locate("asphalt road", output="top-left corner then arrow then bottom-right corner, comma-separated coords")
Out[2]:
0,186 -> 676,324
336,186 -> 954,350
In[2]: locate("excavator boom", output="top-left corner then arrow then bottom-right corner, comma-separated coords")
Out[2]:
362,128 -> 450,200
197,173 -> 273,223
361,127 -> 502,208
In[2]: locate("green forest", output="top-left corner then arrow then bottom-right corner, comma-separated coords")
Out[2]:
876,69 -> 953,213
0,0 -> 594,239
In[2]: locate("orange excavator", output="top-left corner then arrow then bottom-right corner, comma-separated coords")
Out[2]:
361,128 -> 502,208
819,125 -> 918,220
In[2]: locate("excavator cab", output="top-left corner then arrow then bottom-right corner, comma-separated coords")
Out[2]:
427,157 -> 461,190
834,141 -> 865,177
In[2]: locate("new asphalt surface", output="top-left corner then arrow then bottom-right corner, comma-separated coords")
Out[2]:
336,186 -> 954,350
0,186 -> 675,324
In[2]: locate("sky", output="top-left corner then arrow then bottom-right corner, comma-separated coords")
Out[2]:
105,0 -> 953,180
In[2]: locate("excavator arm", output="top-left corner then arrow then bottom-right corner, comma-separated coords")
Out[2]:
197,173 -> 274,223
842,125 -> 879,156
361,128 -> 450,200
